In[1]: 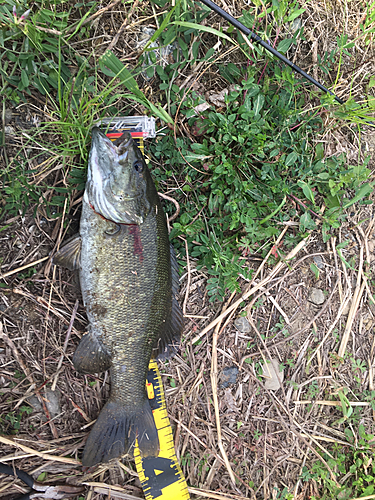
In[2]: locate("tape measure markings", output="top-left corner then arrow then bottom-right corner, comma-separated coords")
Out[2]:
134,359 -> 190,500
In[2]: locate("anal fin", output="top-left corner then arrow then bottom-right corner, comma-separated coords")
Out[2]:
73,333 -> 111,374
52,235 -> 81,271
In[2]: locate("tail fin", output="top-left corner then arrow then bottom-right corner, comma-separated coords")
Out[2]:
82,399 -> 159,467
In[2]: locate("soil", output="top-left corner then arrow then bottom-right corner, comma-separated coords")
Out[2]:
0,1 -> 375,499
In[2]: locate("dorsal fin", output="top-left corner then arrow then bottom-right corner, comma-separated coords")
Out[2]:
153,244 -> 183,361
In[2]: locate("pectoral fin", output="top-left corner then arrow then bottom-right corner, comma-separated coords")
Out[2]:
73,333 -> 111,373
52,235 -> 81,271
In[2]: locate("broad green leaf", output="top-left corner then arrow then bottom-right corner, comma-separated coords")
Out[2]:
299,212 -> 316,231
317,172 -> 329,180
21,69 -> 29,87
310,263 -> 319,280
286,8 -> 306,22
343,182 -> 373,208
285,151 -> 298,166
297,180 -> 315,203
253,94 -> 265,116
276,38 -> 294,54
184,152 -> 211,162
315,143 -> 324,160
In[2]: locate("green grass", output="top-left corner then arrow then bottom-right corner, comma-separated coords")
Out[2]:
300,425 -> 375,500
2,0 -> 374,300
0,403 -> 33,434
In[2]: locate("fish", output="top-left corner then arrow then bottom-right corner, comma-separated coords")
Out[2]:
53,127 -> 183,467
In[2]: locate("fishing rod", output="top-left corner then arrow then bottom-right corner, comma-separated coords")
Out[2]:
198,0 -> 345,104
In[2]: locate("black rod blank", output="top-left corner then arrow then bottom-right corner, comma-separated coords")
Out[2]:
198,0 -> 344,104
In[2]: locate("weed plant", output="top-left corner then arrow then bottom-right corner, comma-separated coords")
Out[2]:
153,73 -> 372,301
301,425 -> 375,500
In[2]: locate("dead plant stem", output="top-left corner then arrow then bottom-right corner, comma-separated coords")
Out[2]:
51,299 -> 79,391
192,234 -> 309,344
210,297 -> 236,486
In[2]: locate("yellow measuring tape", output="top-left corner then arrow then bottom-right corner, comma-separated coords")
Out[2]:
134,360 -> 190,500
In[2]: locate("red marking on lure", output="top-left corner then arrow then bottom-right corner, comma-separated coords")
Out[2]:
128,224 -> 144,263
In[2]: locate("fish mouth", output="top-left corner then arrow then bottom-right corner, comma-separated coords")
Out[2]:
91,127 -> 132,154
86,127 -> 149,225
91,126 -> 116,149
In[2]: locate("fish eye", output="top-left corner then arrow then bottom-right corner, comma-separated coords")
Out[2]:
134,160 -> 143,173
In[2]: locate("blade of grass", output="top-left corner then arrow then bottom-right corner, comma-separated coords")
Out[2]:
98,51 -> 173,123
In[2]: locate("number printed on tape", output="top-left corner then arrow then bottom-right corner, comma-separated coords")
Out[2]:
134,360 -> 190,500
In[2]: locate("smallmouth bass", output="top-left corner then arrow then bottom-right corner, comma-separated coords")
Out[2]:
53,128 -> 183,466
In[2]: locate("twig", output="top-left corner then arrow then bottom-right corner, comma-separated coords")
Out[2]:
33,25 -> 62,35
271,279 -> 338,349
0,256 -> 49,280
107,0 -> 140,52
246,369 -> 340,486
365,215 -> 375,239
338,245 -> 365,357
246,314 -> 289,414
51,300 -> 79,391
294,400 -> 369,406
12,288 -> 81,333
250,225 -> 289,284
218,290 -> 237,335
363,272 -> 375,307
158,192 -> 181,222
263,421 -> 267,499
0,435 -> 81,465
188,487 -> 251,500
0,324 -> 34,387
331,237 -> 343,303
238,278 -> 338,366
0,324 -> 59,438
183,239 -> 191,316
83,483 -> 141,500
169,415 -> 215,451
307,290 -> 351,366
210,298 -> 236,486
263,288 -> 290,325
192,234 -> 310,344
0,323 -> 59,439
66,0 -> 122,33
347,494 -> 375,500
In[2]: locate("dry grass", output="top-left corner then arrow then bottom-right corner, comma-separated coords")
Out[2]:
1,0 -> 375,499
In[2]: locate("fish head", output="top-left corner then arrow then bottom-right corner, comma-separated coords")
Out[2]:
85,127 -> 151,225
